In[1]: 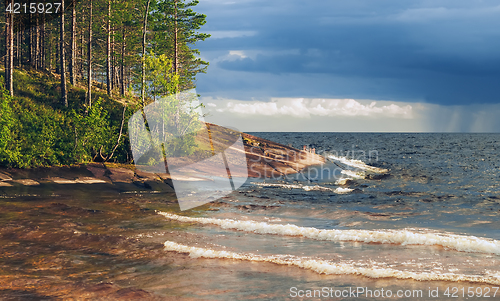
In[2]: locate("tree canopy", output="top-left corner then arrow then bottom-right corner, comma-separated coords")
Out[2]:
0,0 -> 210,168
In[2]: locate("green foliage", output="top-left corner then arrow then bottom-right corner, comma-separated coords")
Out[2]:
0,77 -> 20,166
72,98 -> 114,162
130,52 -> 203,158
134,52 -> 180,100
152,0 -> 210,91
154,92 -> 202,157
0,70 -> 131,168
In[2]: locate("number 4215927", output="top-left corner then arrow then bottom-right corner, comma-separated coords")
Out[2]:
5,3 -> 62,14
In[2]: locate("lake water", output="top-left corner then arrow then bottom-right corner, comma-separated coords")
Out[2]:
155,133 -> 500,300
2,133 -> 499,300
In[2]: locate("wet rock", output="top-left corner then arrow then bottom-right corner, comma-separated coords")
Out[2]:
135,180 -> 175,192
237,204 -> 280,210
365,173 -> 390,180
75,177 -> 107,184
86,164 -> 109,180
47,177 -> 78,184
0,171 -> 12,181
419,199 -> 433,202
135,170 -> 159,181
12,179 -> 39,186
107,168 -> 136,183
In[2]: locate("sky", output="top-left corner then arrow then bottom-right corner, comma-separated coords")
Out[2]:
192,0 -> 500,132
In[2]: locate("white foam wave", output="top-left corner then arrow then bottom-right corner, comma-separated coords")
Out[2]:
335,178 -> 353,185
302,185 -> 334,192
334,187 -> 354,194
158,212 -> 500,255
329,155 -> 389,173
341,170 -> 365,179
251,182 -> 349,193
252,183 -> 304,189
164,241 -> 500,285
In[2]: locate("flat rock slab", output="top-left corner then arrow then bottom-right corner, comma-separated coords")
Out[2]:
0,181 -> 13,187
107,168 -> 136,183
12,179 -> 40,186
0,172 -> 12,181
135,170 -> 160,181
48,177 -> 78,184
86,164 -> 108,179
45,177 -> 108,184
76,177 -> 108,184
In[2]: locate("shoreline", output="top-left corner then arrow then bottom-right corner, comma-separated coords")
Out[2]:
0,130 -> 325,191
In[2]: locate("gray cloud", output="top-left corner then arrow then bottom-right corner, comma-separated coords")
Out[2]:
195,0 -> 500,108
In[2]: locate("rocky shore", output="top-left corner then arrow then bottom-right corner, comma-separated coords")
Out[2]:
0,130 -> 324,192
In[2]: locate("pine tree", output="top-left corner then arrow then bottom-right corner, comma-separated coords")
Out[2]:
87,0 -> 93,109
152,0 -> 210,92
4,0 -> 14,96
70,0 -> 77,85
60,0 -> 68,107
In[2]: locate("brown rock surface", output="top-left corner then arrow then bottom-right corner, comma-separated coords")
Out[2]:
0,171 -> 12,181
106,167 -> 136,183
12,179 -> 40,186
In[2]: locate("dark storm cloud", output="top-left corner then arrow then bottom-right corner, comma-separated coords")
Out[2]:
195,0 -> 500,105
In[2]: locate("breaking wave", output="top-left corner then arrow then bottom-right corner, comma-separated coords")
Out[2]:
334,178 -> 353,185
251,182 -> 352,193
158,212 -> 500,255
341,170 -> 365,179
328,155 -> 389,173
164,241 -> 500,285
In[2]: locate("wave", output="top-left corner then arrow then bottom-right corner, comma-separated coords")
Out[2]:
328,155 -> 389,173
341,170 -> 365,179
334,178 -> 353,185
164,241 -> 500,285
334,187 -> 354,194
251,182 -> 352,193
158,212 -> 500,255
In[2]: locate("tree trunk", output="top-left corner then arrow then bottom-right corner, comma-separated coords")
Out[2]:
174,0 -> 178,77
41,14 -> 46,70
141,0 -> 151,106
70,0 -> 76,85
120,27 -> 126,96
55,35 -> 59,74
87,0 -> 93,109
79,12 -> 85,81
29,15 -> 34,67
35,18 -> 40,70
111,30 -> 116,90
47,31 -> 52,72
60,0 -> 68,107
173,0 -> 180,133
5,0 -> 14,96
106,0 -> 111,95
16,29 -> 20,67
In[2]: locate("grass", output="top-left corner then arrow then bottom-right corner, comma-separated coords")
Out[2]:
1,66 -> 134,111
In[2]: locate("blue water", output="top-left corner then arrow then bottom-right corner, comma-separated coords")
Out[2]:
243,133 -> 500,237
153,133 -> 500,300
